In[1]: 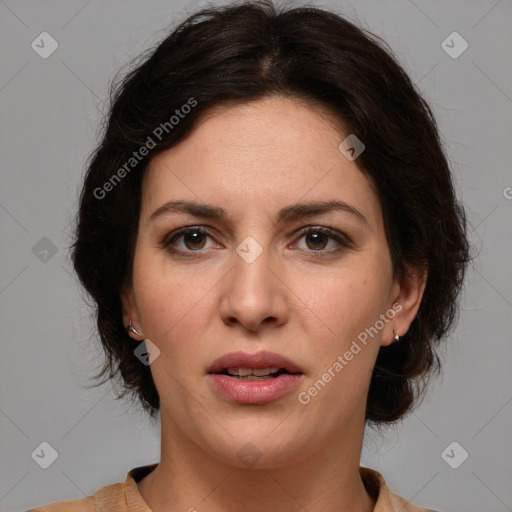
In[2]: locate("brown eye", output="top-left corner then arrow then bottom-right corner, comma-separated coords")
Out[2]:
294,227 -> 351,256
182,231 -> 207,250
162,227 -> 216,254
304,231 -> 329,250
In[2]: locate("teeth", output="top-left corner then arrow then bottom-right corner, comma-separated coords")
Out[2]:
237,375 -> 272,380
252,368 -> 275,377
226,367 -> 280,377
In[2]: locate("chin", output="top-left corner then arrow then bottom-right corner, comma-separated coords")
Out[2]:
199,426 -> 312,470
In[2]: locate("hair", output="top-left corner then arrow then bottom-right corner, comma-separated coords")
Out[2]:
70,0 -> 470,426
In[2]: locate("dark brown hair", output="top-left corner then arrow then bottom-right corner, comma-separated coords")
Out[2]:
70,0 -> 470,426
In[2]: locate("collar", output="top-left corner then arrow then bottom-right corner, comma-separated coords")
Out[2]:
124,463 -> 437,512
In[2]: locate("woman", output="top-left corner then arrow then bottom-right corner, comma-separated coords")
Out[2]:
28,1 -> 469,510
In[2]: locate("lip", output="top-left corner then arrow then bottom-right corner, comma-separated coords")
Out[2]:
207,350 -> 303,375
206,350 -> 304,404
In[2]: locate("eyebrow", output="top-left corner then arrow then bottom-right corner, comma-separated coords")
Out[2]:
149,199 -> 370,227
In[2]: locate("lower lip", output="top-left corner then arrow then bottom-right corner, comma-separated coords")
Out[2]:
207,373 -> 304,404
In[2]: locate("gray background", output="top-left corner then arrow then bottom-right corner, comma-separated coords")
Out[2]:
0,0 -> 511,511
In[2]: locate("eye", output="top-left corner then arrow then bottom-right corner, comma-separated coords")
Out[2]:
162,225 -> 351,258
162,226 -> 218,255
293,226 -> 351,256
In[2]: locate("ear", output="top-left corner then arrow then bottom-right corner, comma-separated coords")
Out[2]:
381,264 -> 427,347
120,284 -> 145,340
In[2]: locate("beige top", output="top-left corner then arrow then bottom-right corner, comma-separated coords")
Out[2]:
26,463 -> 439,512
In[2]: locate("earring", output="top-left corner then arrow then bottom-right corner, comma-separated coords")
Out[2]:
393,331 -> 400,343
127,320 -> 140,336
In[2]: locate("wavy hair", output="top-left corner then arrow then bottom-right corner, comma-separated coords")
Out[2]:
71,0 -> 470,426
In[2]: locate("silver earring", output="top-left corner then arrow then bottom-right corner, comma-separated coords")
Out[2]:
127,320 -> 140,336
393,331 -> 400,343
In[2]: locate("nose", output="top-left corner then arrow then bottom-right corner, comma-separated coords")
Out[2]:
219,245 -> 289,333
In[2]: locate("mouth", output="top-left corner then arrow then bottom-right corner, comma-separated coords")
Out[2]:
216,367 -> 296,380
207,350 -> 303,377
206,351 -> 304,404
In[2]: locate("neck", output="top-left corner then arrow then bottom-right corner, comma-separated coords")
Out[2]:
138,415 -> 375,512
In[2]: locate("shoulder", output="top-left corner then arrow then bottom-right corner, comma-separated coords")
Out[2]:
360,466 -> 441,512
26,482 -> 125,512
26,463 -> 158,512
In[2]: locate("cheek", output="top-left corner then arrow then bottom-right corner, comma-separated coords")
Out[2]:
295,267 -> 387,406
140,282 -> 202,337
133,257 -> 219,365
303,260 -> 391,345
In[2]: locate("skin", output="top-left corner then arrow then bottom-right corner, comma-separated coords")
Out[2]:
121,95 -> 426,512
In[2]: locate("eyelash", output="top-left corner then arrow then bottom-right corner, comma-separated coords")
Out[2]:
161,225 -> 352,259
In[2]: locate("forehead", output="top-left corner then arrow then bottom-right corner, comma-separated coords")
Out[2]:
141,96 -> 381,228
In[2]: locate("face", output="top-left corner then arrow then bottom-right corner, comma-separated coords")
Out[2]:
122,95 -> 423,468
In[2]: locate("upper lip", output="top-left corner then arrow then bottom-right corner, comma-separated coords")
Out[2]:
207,350 -> 303,374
